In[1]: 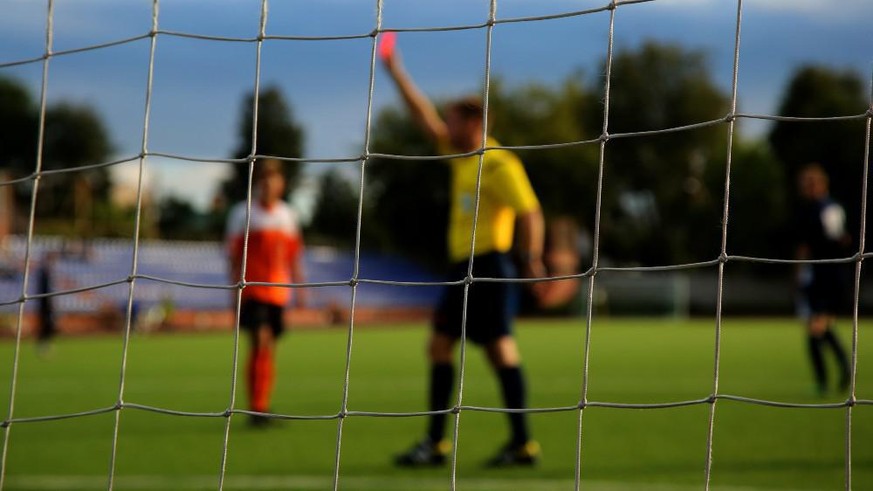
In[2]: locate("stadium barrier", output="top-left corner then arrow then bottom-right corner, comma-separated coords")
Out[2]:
0,237 -> 439,336
4,236 -> 871,337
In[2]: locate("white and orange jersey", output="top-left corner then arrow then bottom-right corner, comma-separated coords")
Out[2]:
226,201 -> 303,306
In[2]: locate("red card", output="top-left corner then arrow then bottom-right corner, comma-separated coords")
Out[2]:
378,31 -> 396,61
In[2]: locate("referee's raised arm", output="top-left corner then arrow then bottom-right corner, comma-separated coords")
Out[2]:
380,41 -> 448,145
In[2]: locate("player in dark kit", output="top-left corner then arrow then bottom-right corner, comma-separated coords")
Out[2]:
794,163 -> 851,396
36,251 -> 59,356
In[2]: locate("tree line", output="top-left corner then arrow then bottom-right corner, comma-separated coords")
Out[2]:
362,42 -> 871,270
1,41 -> 870,272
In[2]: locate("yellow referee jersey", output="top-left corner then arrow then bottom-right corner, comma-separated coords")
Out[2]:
440,137 -> 540,262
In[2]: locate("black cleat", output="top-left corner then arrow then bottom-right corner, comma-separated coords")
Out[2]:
248,413 -> 275,429
839,370 -> 851,393
485,440 -> 541,468
394,438 -> 451,467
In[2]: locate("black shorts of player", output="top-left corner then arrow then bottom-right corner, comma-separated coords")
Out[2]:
433,252 -> 519,345
240,300 -> 286,338
805,265 -> 849,314
37,304 -> 56,341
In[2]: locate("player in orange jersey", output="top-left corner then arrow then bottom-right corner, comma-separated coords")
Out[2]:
226,159 -> 307,427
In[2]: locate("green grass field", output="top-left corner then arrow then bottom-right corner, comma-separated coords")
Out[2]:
0,318 -> 871,490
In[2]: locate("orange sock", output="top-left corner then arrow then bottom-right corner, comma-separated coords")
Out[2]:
246,349 -> 258,410
251,347 -> 275,413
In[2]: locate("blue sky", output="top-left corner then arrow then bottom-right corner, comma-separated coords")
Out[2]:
1,0 -> 871,213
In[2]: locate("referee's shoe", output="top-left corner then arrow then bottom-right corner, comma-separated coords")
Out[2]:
394,438 -> 451,467
485,440 -> 541,467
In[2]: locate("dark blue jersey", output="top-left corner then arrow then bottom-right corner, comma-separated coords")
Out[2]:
796,196 -> 851,314
795,197 -> 850,260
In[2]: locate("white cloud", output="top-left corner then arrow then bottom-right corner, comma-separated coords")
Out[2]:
152,159 -> 230,211
748,0 -> 873,21
111,157 -> 229,212
653,0 -> 873,22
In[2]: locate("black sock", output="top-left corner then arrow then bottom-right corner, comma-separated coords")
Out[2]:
427,363 -> 454,443
823,328 -> 851,386
808,334 -> 827,390
497,366 -> 530,445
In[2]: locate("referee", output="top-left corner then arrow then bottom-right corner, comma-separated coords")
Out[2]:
382,41 -> 548,467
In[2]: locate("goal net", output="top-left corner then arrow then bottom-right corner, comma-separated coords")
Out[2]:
0,1 -> 870,490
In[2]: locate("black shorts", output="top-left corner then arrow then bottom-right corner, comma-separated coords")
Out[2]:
433,252 -> 518,345
805,265 -> 849,314
240,300 -> 285,338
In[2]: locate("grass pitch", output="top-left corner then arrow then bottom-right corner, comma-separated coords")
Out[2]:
0,317 -> 871,490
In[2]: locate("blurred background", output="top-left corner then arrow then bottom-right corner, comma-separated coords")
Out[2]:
1,2 -> 872,490
0,0 -> 871,328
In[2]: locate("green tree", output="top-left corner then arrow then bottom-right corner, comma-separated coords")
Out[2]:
0,77 -> 37,175
719,141 -> 788,259
40,103 -> 113,218
365,42 -> 787,269
157,195 -> 207,240
594,42 -> 731,265
1,77 -> 113,236
769,65 -> 870,234
488,78 -> 601,228
223,85 -> 305,205
307,168 -> 361,247
366,79 -> 600,267
365,106 -> 449,267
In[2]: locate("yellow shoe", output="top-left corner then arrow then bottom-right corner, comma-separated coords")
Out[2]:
395,438 -> 451,467
485,440 -> 540,467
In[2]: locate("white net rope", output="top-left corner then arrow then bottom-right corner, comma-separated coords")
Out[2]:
0,0 -> 871,490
